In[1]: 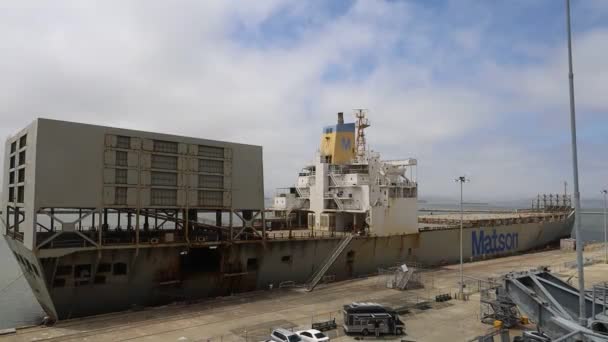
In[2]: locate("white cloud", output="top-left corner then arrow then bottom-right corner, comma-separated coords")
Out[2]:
0,0 -> 606,203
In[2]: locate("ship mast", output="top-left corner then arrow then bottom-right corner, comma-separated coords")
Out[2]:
354,109 -> 370,162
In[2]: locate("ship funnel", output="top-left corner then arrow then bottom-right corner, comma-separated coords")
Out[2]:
337,112 -> 344,124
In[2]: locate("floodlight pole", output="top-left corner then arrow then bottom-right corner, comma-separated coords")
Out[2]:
603,190 -> 607,264
565,0 -> 586,326
456,176 -> 467,298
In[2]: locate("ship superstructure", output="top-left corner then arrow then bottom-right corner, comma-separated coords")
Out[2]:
273,111 -> 418,235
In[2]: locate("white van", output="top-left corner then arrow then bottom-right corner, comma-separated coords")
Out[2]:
270,328 -> 302,342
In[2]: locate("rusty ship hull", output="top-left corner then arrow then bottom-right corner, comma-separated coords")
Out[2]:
4,211 -> 573,320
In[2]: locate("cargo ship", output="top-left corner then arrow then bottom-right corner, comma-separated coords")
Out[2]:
1,114 -> 573,321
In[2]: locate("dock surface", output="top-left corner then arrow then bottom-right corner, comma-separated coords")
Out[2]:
3,245 -> 608,342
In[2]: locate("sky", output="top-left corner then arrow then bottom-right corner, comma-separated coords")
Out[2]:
0,0 -> 607,203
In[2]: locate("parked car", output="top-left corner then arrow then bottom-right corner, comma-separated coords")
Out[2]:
296,329 -> 330,342
270,328 -> 302,342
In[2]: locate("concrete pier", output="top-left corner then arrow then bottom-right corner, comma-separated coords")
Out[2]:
3,244 -> 608,342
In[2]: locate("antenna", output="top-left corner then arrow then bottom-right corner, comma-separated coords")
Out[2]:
354,109 -> 370,161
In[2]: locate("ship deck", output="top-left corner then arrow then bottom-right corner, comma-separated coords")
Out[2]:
3,244 -> 606,341
418,210 -> 571,231
419,211 -> 565,221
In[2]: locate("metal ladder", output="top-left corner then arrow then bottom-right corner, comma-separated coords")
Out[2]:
329,173 -> 342,187
306,234 -> 354,291
295,187 -> 309,199
333,196 -> 345,211
396,267 -> 415,290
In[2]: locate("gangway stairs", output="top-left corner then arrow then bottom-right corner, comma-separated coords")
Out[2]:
306,234 -> 354,291
395,267 -> 415,290
295,186 -> 309,199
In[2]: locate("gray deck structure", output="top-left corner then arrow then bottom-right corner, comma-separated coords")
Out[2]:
1,118 -> 265,319
2,118 -> 264,249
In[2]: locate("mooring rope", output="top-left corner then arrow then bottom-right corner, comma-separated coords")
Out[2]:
0,273 -> 24,295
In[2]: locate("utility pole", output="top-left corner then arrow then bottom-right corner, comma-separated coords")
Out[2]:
565,0 -> 586,325
455,176 -> 469,299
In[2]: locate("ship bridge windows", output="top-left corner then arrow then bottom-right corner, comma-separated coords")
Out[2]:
19,134 -> 27,148
10,141 -> 16,153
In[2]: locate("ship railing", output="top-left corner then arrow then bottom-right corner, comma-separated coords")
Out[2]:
341,204 -> 362,210
265,230 -> 348,240
13,231 -> 24,243
36,228 -> 196,249
328,164 -> 369,175
37,233 -> 97,249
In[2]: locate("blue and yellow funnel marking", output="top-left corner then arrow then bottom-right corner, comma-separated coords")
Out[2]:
320,122 -> 355,164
